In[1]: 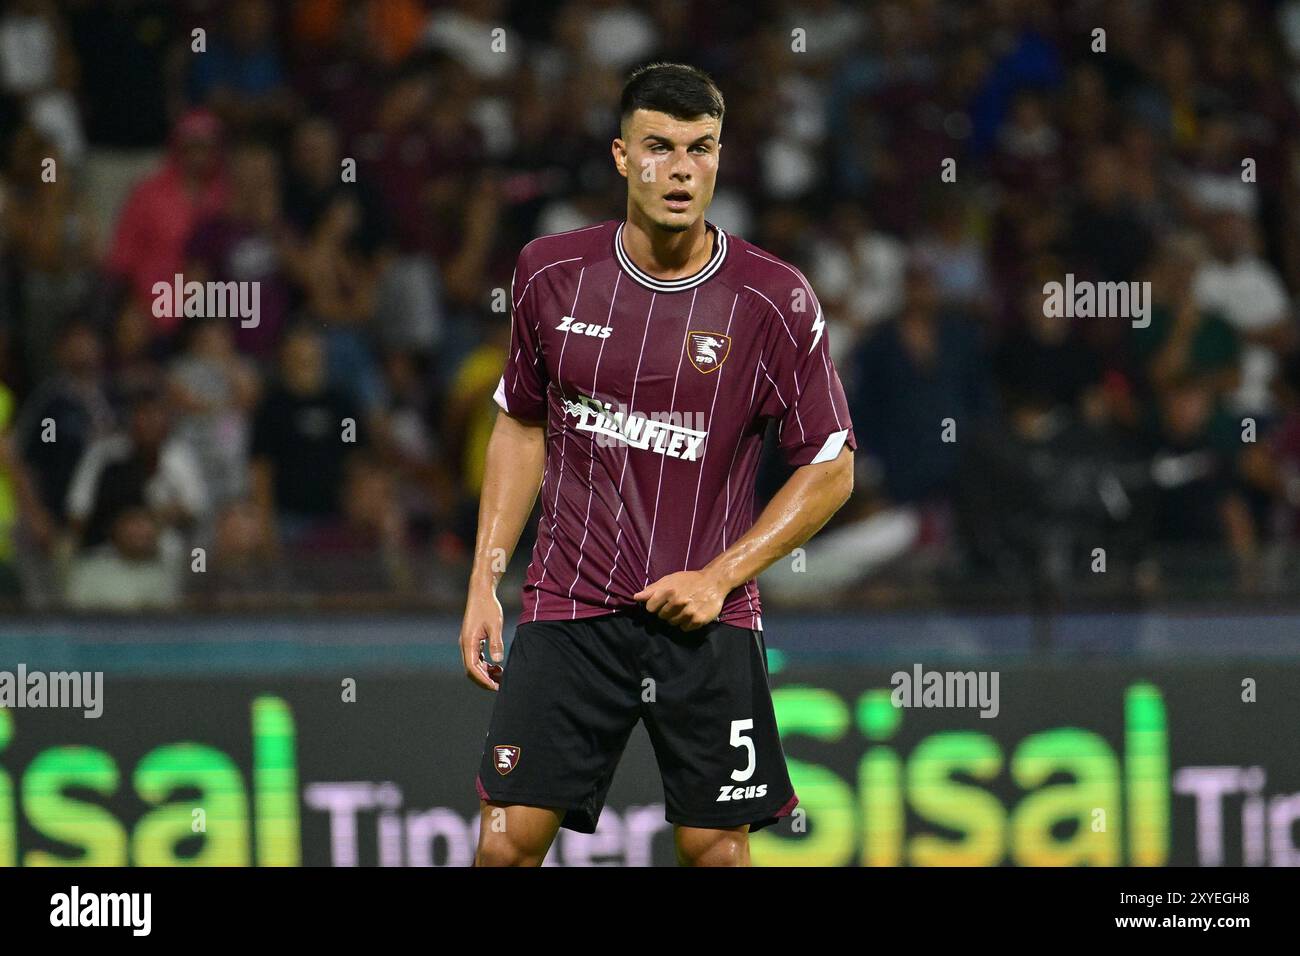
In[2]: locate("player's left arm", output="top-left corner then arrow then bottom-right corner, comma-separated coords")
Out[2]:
637,276 -> 856,630
635,448 -> 853,630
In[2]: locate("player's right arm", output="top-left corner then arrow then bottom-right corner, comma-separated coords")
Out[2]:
460,408 -> 545,690
460,258 -> 550,691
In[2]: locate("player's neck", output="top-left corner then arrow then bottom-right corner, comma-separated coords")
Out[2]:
620,211 -> 713,281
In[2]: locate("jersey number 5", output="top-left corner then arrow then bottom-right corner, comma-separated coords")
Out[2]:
729,718 -> 756,782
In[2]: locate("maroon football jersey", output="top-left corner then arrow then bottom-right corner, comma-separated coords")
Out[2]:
494,219 -> 856,630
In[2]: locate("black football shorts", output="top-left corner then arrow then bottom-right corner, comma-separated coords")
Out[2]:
474,608 -> 798,833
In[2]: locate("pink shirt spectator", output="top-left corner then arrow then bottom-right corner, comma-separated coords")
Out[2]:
107,110 -> 230,331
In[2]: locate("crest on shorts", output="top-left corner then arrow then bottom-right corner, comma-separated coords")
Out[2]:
686,331 -> 731,373
493,745 -> 521,776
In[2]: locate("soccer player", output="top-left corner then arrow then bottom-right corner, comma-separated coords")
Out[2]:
461,62 -> 856,866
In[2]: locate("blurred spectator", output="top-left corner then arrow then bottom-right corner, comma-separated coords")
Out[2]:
810,204 -> 907,357
1140,33 -> 1205,153
372,350 -> 456,545
1132,233 -> 1240,401
64,383 -> 207,554
1181,112 -> 1257,218
994,285 -> 1105,423
0,0 -> 85,163
0,375 -> 53,594
283,116 -> 386,258
294,453 -> 407,592
294,0 -> 424,72
167,316 -> 260,508
966,2 -> 1064,156
956,375 -> 1149,591
1065,143 -> 1154,283
106,108 -> 229,326
192,497 -> 283,602
1192,210 -> 1293,416
184,139 -> 293,358
560,0 -> 659,73
1143,375 -> 1256,575
850,262 -> 992,505
424,0 -> 521,80
250,324 -> 364,540
777,0 -> 866,67
281,117 -> 385,413
187,0 -> 296,133
2,125 -> 98,381
992,90 -> 1064,196
0,1 -> 65,99
1250,354 -> 1300,543
65,505 -> 181,609
443,319 -> 510,543
16,320 -> 114,524
911,201 -> 991,316
107,301 -> 167,406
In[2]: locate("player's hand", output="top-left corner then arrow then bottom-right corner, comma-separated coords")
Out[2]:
634,570 -> 727,631
460,585 -> 505,691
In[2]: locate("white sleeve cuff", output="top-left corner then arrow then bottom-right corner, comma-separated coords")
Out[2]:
810,428 -> 849,464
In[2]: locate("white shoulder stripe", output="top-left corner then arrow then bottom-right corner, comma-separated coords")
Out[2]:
514,256 -> 584,310
742,284 -> 799,348
744,247 -> 815,297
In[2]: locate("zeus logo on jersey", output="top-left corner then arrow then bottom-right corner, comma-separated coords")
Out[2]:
556,314 -> 613,338
562,393 -> 707,461
717,784 -> 768,802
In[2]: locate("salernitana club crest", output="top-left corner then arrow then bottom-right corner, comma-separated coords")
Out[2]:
686,331 -> 731,373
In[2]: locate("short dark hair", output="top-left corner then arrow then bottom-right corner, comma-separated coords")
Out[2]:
620,62 -> 725,133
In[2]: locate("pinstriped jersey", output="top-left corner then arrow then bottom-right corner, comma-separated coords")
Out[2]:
494,219 -> 856,630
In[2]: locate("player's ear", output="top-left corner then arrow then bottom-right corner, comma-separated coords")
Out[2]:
612,138 -> 628,178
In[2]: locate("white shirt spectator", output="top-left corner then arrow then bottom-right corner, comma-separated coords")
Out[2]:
583,4 -> 657,70
0,12 -> 55,94
65,435 -> 208,528
813,231 -> 908,333
1194,256 -> 1292,413
1183,170 -> 1259,219
65,546 -> 182,610
424,9 -> 521,80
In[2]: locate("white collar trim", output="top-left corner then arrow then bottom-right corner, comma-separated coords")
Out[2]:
614,220 -> 727,292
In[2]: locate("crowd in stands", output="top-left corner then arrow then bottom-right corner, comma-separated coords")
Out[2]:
2,0 -> 1300,609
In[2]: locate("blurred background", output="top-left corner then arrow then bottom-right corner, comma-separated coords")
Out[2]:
2,0 -> 1300,868
1,0 -> 1299,615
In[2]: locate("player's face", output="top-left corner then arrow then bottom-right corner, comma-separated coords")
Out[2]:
614,109 -> 721,233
